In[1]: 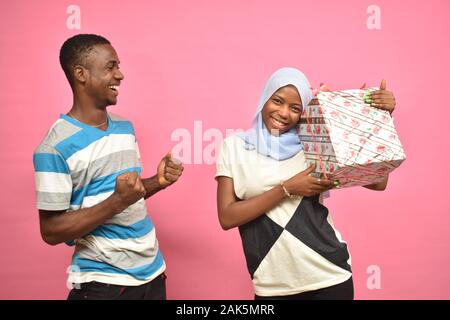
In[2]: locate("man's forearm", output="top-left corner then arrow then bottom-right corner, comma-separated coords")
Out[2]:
142,175 -> 166,199
40,193 -> 127,245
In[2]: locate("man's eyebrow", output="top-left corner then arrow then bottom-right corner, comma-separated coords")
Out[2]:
105,59 -> 120,65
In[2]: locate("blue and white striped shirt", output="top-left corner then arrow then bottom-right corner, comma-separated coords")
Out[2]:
33,113 -> 165,286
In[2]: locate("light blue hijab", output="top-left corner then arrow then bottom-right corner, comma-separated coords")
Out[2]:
238,67 -> 313,160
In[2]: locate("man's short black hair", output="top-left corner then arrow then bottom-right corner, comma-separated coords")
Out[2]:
59,34 -> 110,86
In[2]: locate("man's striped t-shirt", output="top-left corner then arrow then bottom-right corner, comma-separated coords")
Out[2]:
33,113 -> 165,286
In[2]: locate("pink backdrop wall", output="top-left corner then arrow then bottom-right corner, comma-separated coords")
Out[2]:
1,0 -> 449,299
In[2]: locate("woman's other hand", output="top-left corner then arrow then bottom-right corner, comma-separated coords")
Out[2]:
366,79 -> 396,114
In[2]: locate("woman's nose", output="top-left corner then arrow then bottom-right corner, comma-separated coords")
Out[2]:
277,105 -> 289,118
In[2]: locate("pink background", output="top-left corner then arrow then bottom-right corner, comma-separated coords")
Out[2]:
1,0 -> 449,299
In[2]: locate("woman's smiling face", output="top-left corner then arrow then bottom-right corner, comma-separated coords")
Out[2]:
262,85 -> 303,135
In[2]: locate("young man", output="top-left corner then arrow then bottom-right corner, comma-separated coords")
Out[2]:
33,34 -> 183,300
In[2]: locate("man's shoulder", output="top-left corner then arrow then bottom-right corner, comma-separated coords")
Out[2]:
34,118 -> 81,154
109,113 -> 136,137
109,112 -> 132,123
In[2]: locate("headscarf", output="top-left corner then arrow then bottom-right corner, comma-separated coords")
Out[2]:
238,67 -> 313,160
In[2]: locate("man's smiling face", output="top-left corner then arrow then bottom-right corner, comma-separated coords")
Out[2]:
82,44 -> 124,107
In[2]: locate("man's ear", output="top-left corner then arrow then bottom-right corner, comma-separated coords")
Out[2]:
73,65 -> 87,84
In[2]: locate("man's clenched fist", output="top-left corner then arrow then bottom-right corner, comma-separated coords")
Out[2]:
157,152 -> 184,188
113,171 -> 146,210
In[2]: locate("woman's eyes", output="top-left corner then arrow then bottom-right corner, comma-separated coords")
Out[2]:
272,98 -> 301,112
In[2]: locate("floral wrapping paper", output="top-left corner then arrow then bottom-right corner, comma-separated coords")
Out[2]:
299,88 -> 406,188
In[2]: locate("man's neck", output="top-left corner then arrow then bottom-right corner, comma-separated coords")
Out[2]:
69,96 -> 108,126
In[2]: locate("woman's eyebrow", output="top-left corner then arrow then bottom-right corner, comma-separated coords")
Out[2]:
273,94 -> 302,106
273,94 -> 284,100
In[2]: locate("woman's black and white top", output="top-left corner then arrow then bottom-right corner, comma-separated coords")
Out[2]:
216,134 -> 352,297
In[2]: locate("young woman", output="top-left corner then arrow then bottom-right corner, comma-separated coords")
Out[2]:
215,67 -> 396,300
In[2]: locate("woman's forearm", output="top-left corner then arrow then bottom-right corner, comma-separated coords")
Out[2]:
219,185 -> 287,230
363,175 -> 389,191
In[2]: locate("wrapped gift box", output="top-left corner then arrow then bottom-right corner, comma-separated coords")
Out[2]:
299,88 -> 406,188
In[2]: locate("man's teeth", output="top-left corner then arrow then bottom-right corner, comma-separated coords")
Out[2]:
109,85 -> 119,91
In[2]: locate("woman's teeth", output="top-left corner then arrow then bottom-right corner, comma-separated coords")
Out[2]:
272,118 -> 287,127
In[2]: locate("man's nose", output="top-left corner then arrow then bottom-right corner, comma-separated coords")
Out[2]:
115,69 -> 125,80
